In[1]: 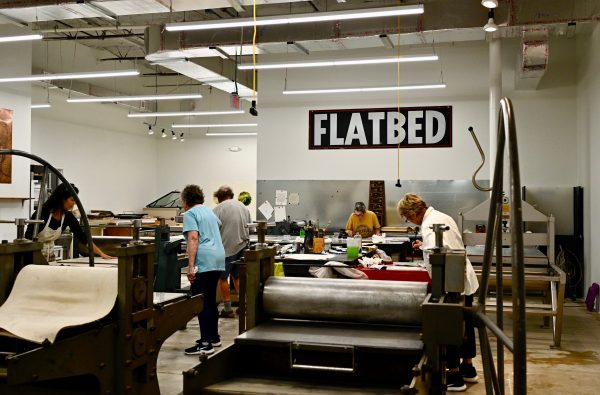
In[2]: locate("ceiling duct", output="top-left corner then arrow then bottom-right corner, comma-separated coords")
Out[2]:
145,25 -> 254,99
515,27 -> 548,90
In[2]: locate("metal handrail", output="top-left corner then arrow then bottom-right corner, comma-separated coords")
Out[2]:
0,149 -> 95,267
474,98 -> 526,395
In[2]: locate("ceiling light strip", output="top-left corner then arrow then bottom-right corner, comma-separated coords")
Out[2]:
31,104 -> 51,109
206,132 -> 258,136
166,5 -> 424,32
128,110 -> 245,118
67,93 -> 203,103
238,55 -> 438,70
0,33 -> 43,43
0,70 -> 139,83
282,84 -> 446,95
172,123 -> 257,128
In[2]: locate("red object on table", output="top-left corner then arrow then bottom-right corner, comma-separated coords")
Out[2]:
357,267 -> 431,286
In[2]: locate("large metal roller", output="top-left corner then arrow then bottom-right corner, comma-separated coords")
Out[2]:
263,277 -> 427,325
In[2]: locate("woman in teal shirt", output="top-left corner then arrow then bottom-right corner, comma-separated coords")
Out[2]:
182,184 -> 226,355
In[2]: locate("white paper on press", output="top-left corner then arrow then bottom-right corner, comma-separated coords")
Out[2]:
258,201 -> 274,220
288,192 -> 300,206
274,206 -> 287,222
275,190 -> 288,206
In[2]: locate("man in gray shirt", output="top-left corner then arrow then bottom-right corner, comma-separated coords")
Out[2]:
213,185 -> 252,318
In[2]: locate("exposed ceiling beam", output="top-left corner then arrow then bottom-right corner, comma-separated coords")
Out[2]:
227,0 -> 245,13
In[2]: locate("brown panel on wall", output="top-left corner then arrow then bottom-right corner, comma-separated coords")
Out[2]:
0,108 -> 13,184
368,180 -> 385,226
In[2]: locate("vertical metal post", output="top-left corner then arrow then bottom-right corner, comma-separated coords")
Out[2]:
496,211 -> 505,394
32,166 -> 50,238
489,37 -> 502,182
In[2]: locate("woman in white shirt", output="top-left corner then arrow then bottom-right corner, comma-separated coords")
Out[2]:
397,193 -> 479,392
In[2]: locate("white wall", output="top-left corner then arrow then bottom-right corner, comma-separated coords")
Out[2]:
257,39 -> 578,185
0,26 -> 33,241
577,24 -> 600,288
31,88 -> 158,213
156,136 -> 257,217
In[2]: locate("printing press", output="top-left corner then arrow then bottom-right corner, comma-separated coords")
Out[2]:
0,221 -> 203,395
183,224 -> 469,394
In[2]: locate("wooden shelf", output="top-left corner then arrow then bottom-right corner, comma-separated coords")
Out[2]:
0,197 -> 32,206
0,197 -> 31,200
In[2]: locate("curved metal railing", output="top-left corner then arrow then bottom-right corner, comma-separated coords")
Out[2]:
474,97 -> 526,394
0,149 -> 95,267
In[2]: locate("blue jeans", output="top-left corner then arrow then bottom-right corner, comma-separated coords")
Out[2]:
191,270 -> 221,343
220,248 -> 245,279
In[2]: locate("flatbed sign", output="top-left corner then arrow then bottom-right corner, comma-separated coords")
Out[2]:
309,106 -> 452,150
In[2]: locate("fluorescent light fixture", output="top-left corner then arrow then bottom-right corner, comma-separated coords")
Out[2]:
128,110 -> 245,118
238,55 -> 438,70
172,123 -> 257,128
206,132 -> 257,136
481,0 -> 498,8
283,84 -> 446,95
166,5 -> 424,31
0,70 -> 139,83
67,93 -> 203,103
31,103 -> 51,109
0,33 -> 43,43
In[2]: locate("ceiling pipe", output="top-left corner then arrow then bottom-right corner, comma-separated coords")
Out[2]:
36,25 -> 148,34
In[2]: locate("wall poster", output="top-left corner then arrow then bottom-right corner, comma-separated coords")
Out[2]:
0,108 -> 13,184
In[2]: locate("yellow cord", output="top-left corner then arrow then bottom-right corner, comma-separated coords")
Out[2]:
396,9 -> 401,182
252,0 -> 257,100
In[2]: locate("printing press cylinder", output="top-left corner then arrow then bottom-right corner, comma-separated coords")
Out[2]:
263,277 -> 427,325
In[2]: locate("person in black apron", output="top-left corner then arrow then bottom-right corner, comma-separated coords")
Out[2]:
25,183 -> 113,262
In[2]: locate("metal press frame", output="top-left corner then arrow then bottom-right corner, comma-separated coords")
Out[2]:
0,149 -> 95,266
474,97 -> 527,395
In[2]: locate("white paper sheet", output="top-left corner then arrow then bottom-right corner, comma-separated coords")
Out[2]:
289,192 -> 300,205
274,205 -> 287,222
275,189 -> 288,206
0,265 -> 118,344
258,200 -> 274,220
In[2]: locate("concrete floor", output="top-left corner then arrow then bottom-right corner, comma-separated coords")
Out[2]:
157,301 -> 600,394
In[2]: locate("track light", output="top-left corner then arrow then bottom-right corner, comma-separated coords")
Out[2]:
481,0 -> 498,8
180,133 -> 185,142
237,55 -> 439,70
171,131 -> 177,140
0,69 -> 139,83
161,128 -> 167,138
128,110 -> 245,118
483,10 -> 498,32
0,33 -> 43,43
67,93 -> 203,103
166,5 -> 424,32
148,125 -> 154,135
283,83 -> 446,95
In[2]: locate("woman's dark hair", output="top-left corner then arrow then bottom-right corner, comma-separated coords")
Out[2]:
182,184 -> 205,206
42,183 -> 79,212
